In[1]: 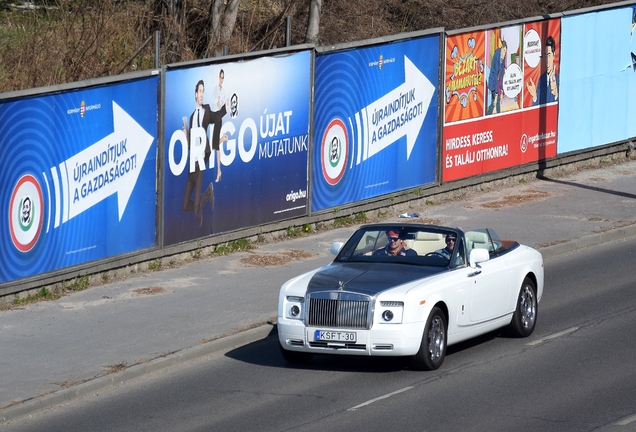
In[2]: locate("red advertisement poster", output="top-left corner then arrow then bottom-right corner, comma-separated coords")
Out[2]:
443,19 -> 561,182
443,105 -> 558,182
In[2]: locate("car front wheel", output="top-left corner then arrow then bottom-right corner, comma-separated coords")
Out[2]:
410,306 -> 447,371
507,277 -> 538,337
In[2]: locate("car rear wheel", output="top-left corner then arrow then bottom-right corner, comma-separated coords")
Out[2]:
410,306 -> 447,371
507,277 -> 538,338
279,344 -> 314,365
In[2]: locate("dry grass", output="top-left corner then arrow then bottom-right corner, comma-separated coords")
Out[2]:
0,0 -> 621,93
102,362 -> 128,374
240,249 -> 313,267
537,238 -> 571,248
0,0 -> 154,91
480,190 -> 551,209
592,220 -> 636,233
133,287 -> 166,295
52,380 -> 79,388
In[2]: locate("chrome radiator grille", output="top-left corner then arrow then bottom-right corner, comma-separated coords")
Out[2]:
307,296 -> 370,329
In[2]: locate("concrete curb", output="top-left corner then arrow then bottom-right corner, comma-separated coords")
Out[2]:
3,227 -> 636,423
539,224 -> 636,259
1,323 -> 277,423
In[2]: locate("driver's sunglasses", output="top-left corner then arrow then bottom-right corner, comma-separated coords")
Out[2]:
388,237 -> 400,242
446,237 -> 456,243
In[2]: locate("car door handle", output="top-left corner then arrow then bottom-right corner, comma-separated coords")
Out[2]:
468,270 -> 482,277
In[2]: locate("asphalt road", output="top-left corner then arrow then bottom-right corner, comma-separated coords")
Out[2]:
1,158 -> 636,424
3,237 -> 636,432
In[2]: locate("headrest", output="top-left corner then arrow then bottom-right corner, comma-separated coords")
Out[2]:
415,232 -> 443,241
465,231 -> 489,244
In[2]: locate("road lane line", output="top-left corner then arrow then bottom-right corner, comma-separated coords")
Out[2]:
527,327 -> 579,346
348,386 -> 414,411
616,413 -> 636,426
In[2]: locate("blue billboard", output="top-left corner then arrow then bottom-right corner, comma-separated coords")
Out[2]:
558,5 -> 636,153
0,77 -> 159,284
163,51 -> 311,245
311,34 -> 441,211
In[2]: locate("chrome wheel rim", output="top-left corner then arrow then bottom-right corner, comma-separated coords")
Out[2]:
519,285 -> 536,329
428,316 -> 445,361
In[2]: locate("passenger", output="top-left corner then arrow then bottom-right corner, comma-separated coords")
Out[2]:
360,235 -> 376,256
373,230 -> 417,257
435,233 -> 457,260
365,235 -> 374,249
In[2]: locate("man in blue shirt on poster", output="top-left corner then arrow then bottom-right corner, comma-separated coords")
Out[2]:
487,39 -> 507,115
526,36 -> 559,105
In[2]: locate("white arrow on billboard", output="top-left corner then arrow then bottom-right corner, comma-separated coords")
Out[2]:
359,55 -> 434,162
60,101 -> 154,222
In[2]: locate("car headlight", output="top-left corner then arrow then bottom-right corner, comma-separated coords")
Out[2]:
378,301 -> 404,324
290,305 -> 301,317
285,296 -> 305,320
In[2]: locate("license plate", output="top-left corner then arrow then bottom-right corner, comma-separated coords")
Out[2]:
315,330 -> 356,342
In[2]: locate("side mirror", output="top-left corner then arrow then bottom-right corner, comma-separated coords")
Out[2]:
330,242 -> 344,256
469,248 -> 489,268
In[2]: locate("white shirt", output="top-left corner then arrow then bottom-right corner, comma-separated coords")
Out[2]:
212,85 -> 226,112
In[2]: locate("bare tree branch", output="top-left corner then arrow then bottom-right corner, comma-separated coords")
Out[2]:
207,0 -> 242,57
220,0 -> 242,43
305,0 -> 321,44
209,0 -> 224,49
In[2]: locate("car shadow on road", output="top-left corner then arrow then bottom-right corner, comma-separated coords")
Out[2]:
445,330 -> 501,357
224,325 -> 507,373
225,334 -> 405,373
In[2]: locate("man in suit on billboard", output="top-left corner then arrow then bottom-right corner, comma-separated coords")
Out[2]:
182,79 -> 213,227
526,36 -> 559,105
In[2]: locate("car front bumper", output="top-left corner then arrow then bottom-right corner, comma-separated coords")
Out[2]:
278,317 -> 425,357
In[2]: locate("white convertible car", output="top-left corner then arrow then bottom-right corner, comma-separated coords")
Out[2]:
277,223 -> 543,370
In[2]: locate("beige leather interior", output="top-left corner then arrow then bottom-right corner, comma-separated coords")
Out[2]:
465,231 -> 490,253
404,232 -> 446,255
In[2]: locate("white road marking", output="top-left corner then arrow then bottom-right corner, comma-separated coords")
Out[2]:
348,386 -> 414,411
616,413 -> 636,426
527,327 -> 580,346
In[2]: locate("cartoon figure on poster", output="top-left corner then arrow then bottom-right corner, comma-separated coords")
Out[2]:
526,36 -> 559,105
523,20 -> 561,108
487,38 -> 506,114
444,32 -> 485,123
180,69 -> 236,228
486,26 -> 523,115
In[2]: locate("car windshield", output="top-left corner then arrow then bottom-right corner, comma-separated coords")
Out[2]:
335,225 -> 465,267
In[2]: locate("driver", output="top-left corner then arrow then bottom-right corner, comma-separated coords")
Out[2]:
435,233 -> 457,259
373,230 -> 417,257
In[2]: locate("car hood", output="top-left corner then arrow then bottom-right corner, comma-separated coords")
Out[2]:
307,262 -> 446,297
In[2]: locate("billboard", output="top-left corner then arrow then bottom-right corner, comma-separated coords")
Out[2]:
443,20 -> 560,182
558,5 -> 636,153
163,51 -> 311,245
0,77 -> 159,284
311,34 -> 441,212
